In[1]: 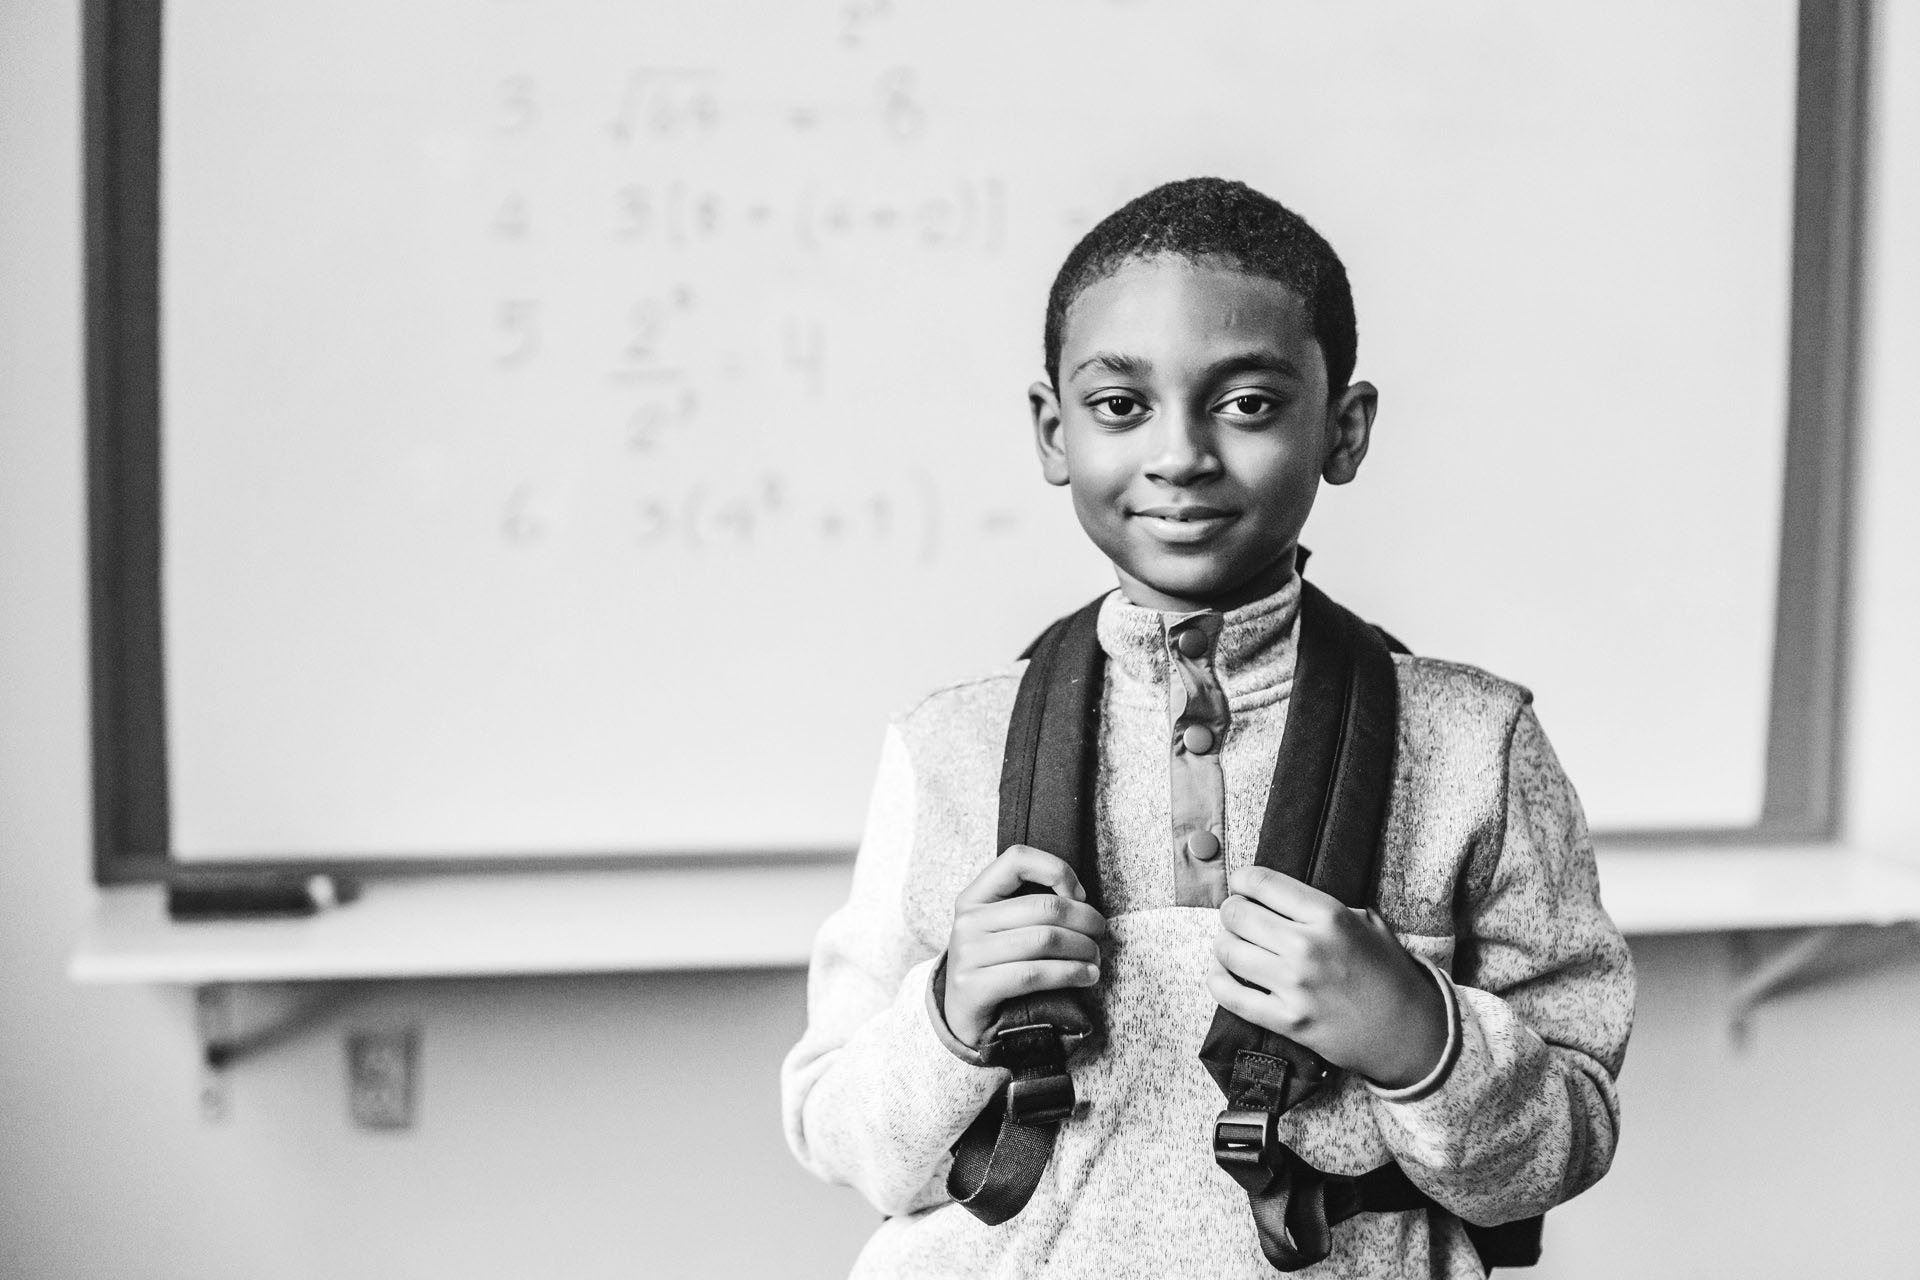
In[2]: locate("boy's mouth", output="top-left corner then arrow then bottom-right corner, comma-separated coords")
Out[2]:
1133,505 -> 1235,542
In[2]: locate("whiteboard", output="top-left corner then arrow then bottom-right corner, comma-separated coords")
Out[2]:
160,0 -> 1796,860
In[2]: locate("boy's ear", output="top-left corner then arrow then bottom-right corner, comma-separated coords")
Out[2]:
1322,380 -> 1377,486
1030,379 -> 1071,486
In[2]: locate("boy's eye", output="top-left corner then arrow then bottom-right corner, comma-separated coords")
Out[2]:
1220,393 -> 1279,417
1091,395 -> 1146,419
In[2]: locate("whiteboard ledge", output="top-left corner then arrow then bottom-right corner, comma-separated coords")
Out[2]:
68,861 -> 854,985
67,846 -> 1920,985
1592,845 -> 1920,935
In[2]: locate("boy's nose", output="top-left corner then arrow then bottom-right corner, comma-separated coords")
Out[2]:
1144,411 -> 1219,484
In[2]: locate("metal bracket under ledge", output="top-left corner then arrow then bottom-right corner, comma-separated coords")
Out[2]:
1726,923 -> 1920,1045
195,981 -> 349,1071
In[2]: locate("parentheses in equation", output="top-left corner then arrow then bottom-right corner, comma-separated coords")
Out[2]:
984,177 -> 1008,252
913,468 -> 939,565
685,482 -> 709,551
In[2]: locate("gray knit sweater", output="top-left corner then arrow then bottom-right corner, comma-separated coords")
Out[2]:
782,579 -> 1634,1278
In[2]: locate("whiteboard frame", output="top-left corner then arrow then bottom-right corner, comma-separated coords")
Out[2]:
84,0 -> 1868,884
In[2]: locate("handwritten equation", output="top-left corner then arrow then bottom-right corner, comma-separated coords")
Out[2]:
596,64 -> 930,144
477,49 -> 1019,482
485,63 -> 1002,255
499,471 -> 1027,563
602,178 -> 1007,253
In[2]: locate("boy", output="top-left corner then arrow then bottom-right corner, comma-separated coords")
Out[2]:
782,178 -> 1634,1278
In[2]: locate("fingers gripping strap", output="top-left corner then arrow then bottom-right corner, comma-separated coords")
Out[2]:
983,596 -> 1102,1066
953,596 -> 1107,1227
1197,584 -> 1403,1271
1199,584 -> 1397,1097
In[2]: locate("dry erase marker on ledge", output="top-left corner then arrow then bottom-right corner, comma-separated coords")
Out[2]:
166,872 -> 361,921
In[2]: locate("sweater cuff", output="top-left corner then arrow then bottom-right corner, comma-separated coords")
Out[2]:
925,953 -> 994,1068
1364,956 -> 1461,1103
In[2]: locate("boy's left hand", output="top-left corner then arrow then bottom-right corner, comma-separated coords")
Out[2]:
1209,866 -> 1448,1090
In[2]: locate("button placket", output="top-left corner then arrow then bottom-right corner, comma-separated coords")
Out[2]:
1165,613 -> 1229,907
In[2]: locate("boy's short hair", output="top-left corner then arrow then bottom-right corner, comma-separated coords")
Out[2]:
1043,177 -> 1358,394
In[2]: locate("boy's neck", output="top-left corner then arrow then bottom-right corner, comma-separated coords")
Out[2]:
1113,544 -> 1300,615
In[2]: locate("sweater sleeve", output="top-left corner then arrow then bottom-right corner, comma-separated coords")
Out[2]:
1365,703 -> 1635,1226
780,723 -> 1008,1216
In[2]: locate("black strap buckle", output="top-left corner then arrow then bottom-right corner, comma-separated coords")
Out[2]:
1213,1106 -> 1283,1193
1006,1070 -> 1076,1125
990,1023 -> 1076,1126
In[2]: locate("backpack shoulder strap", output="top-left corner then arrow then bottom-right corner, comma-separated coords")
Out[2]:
1200,581 -> 1398,1083
1200,581 -> 1401,1270
1202,584 -> 1543,1273
947,594 -> 1106,1225
1000,595 -> 1108,903
1255,579 -> 1400,896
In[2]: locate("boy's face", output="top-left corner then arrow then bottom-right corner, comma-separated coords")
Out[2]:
1032,255 -> 1376,614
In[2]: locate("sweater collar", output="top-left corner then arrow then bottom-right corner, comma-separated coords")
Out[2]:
1094,572 -> 1301,705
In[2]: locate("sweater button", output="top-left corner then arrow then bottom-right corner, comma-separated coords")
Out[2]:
1186,830 -> 1222,861
1177,628 -> 1210,658
1181,724 -> 1215,755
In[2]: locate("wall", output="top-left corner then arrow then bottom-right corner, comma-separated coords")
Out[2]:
3,4 -> 1917,1278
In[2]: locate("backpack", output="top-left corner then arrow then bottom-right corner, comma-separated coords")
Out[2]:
944,580 -> 1544,1273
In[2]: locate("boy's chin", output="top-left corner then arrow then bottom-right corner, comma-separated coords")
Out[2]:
1114,562 -> 1293,614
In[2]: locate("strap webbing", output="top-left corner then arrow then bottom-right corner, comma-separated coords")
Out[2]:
946,596 -> 1104,1220
1198,585 -> 1542,1272
944,1037 -> 1073,1224
1197,582 -> 1401,1271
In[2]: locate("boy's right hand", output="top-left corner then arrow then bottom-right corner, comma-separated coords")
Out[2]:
943,845 -> 1107,1050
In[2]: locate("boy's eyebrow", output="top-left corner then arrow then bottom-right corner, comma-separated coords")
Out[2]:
1201,351 -> 1307,383
1067,352 -> 1153,381
1065,350 -> 1307,383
